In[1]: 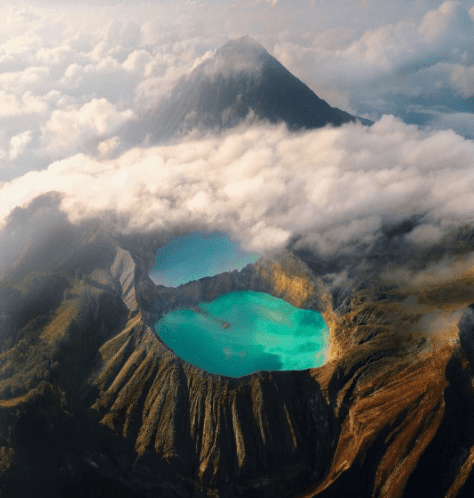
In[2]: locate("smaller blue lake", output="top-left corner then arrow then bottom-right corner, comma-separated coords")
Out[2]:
154,291 -> 329,377
150,232 -> 260,287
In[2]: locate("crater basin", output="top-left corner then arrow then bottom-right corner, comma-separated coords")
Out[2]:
154,290 -> 329,377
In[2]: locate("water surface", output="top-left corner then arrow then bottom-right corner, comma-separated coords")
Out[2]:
154,291 -> 329,377
150,232 -> 260,287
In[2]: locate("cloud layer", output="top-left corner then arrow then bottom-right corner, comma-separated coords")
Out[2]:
2,117 -> 473,260
271,1 -> 474,121
0,0 -> 473,181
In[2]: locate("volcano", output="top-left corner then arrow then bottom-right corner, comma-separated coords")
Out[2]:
2,38 -> 474,498
134,36 -> 366,142
2,196 -> 474,497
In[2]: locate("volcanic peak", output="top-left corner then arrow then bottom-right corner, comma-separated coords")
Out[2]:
140,35 -> 357,141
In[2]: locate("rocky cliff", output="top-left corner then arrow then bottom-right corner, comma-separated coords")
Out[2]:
1,219 -> 474,497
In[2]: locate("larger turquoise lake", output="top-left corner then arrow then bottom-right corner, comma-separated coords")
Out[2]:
154,291 -> 329,377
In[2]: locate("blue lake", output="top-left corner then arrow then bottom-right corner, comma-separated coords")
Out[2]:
154,291 -> 329,377
150,232 -> 260,287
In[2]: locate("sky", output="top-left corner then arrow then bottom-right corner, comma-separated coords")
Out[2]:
0,0 -> 474,309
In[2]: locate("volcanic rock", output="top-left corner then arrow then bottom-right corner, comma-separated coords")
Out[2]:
1,210 -> 474,497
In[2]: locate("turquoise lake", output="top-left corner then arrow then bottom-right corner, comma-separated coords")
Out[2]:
154,291 -> 329,377
150,232 -> 259,287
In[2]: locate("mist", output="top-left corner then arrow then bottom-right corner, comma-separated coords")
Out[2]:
2,117 -> 473,253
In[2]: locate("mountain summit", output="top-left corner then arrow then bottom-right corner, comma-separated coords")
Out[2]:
141,36 -> 361,141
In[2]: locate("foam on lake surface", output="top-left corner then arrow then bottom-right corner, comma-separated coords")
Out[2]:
150,232 -> 260,287
154,291 -> 329,377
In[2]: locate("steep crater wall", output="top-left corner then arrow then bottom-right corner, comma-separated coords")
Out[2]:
86,243 -> 340,496
2,223 -> 474,498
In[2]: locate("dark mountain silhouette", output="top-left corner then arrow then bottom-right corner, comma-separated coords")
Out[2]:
129,36 -> 368,143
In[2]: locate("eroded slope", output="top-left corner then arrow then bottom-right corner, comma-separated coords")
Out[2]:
1,220 -> 474,498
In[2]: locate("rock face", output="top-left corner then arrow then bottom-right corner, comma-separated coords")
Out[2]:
2,219 -> 474,497
130,36 -> 365,143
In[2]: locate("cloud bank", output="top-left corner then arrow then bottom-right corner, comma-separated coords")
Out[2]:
0,0 -> 473,181
2,117 -> 473,260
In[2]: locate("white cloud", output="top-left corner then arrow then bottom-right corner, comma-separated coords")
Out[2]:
201,38 -> 266,79
0,32 -> 43,59
0,90 -> 49,117
418,1 -> 459,41
0,66 -> 49,91
268,1 -> 474,117
9,131 -> 33,160
97,136 -> 120,158
122,49 -> 153,73
1,118 -> 474,257
40,98 -> 134,154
